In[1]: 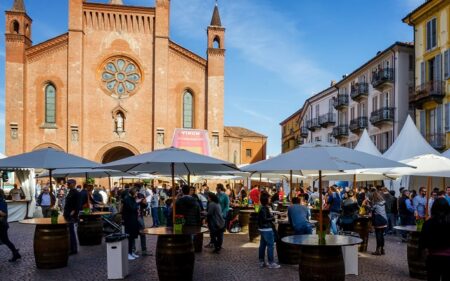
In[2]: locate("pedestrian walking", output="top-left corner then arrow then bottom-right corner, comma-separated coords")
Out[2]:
257,192 -> 280,269
63,179 -> 80,255
0,189 -> 21,262
206,192 -> 225,253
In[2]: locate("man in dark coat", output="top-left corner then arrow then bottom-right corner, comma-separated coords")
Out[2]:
63,179 -> 80,255
121,187 -> 140,260
175,185 -> 201,226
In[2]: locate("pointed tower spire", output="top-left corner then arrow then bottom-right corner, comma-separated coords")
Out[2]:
210,2 -> 222,26
109,0 -> 123,5
11,0 -> 26,12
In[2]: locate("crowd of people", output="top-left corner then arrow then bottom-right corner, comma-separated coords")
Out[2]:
1,177 -> 450,281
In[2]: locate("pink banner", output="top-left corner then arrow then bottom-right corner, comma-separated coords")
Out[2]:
171,129 -> 211,156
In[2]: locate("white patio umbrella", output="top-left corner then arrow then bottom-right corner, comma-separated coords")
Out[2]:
100,146 -> 240,222
241,142 -> 411,235
385,154 -> 450,217
0,148 -> 100,191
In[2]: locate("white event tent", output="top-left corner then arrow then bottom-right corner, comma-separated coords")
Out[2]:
382,116 -> 441,192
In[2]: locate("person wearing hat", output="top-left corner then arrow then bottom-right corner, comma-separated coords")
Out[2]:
64,179 -> 80,255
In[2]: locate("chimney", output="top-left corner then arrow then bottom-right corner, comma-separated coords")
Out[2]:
330,80 -> 336,86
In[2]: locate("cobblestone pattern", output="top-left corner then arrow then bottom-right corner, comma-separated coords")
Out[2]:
0,220 -> 416,281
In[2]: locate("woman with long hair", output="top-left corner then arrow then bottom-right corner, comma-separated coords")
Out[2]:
419,198 -> 450,281
257,192 -> 280,269
0,189 -> 21,262
368,190 -> 388,255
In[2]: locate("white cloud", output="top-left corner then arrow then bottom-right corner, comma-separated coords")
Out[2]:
170,0 -> 333,95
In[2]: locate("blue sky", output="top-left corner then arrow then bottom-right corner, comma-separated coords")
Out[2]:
0,0 -> 422,156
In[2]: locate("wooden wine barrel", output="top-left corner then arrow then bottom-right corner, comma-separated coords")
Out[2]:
407,232 -> 427,280
156,235 -> 195,281
34,224 -> 69,269
77,215 -> 103,246
353,216 -> 371,252
249,212 -> 260,242
193,233 -> 203,253
299,246 -> 345,281
276,221 -> 300,264
310,209 -> 330,233
239,210 -> 252,233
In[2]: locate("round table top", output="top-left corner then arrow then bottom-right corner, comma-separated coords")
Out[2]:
357,215 -> 371,219
141,226 -> 209,236
394,225 -> 419,232
79,211 -> 111,216
6,200 -> 30,203
19,216 -> 68,225
277,219 -> 317,225
282,234 -> 363,247
239,209 -> 256,214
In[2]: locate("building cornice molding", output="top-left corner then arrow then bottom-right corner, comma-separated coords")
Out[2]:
83,2 -> 155,15
169,40 -> 207,67
5,10 -> 33,22
26,33 -> 68,62
5,33 -> 31,45
207,48 -> 225,57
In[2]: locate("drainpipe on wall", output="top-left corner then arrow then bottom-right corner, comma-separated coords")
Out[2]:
390,48 -> 396,145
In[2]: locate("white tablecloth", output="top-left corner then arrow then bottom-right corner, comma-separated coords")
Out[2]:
6,201 -> 29,222
342,245 -> 359,275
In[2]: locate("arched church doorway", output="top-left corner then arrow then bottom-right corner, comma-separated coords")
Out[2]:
101,146 -> 135,164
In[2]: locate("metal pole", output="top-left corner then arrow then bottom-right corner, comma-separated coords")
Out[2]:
426,176 -> 431,218
187,173 -> 191,186
353,174 -> 357,192
443,177 -> 446,191
171,163 -> 176,225
319,170 -> 323,237
49,169 -> 53,194
289,170 -> 293,200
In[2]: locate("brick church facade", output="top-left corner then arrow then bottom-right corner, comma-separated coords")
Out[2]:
4,0 -> 226,163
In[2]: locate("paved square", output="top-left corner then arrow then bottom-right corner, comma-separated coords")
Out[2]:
0,221 -> 416,281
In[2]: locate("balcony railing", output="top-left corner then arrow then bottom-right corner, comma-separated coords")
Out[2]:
350,83 -> 369,101
410,80 -> 445,109
370,107 -> 395,126
371,68 -> 394,89
300,126 -> 309,138
332,125 -> 349,139
333,94 -> 349,110
319,112 -> 336,127
426,133 -> 446,151
349,117 -> 368,133
306,118 -> 321,131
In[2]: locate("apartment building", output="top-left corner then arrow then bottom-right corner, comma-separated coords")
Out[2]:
281,42 -> 414,153
404,0 -> 450,151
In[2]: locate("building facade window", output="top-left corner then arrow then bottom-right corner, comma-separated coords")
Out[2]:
183,91 -> 193,128
246,149 -> 252,157
157,129 -> 165,145
101,56 -> 141,98
233,150 -> 238,164
426,18 -> 437,51
45,84 -> 56,124
212,132 -> 219,147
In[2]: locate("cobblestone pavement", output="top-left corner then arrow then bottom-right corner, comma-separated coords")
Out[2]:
0,220 -> 417,281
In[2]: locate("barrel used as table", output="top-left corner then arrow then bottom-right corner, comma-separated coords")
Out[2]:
276,220 -> 300,264
353,216 -> 371,252
282,235 -> 362,281
310,209 -> 330,233
20,217 -> 69,269
239,210 -> 254,233
142,226 -> 208,281
77,212 -> 110,246
249,212 -> 260,242
394,225 -> 426,280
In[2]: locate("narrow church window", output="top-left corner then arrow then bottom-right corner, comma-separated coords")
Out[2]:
213,36 -> 220,48
157,129 -> 165,145
11,21 -> 19,34
45,84 -> 56,124
212,132 -> 219,147
183,91 -> 193,128
233,150 -> 238,164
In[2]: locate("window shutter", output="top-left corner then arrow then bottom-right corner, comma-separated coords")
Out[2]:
436,53 -> 442,81
446,103 -> 450,132
432,19 -> 437,48
420,61 -> 425,85
426,21 -> 431,50
420,110 -> 426,136
437,104 -> 443,133
445,50 -> 449,79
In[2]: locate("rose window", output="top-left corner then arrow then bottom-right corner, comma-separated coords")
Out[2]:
101,57 -> 141,98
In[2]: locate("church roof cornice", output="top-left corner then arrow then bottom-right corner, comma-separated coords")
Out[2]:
26,33 -> 68,62
169,40 -> 207,67
83,2 -> 155,15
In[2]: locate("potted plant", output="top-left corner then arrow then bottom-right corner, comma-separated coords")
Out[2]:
50,208 -> 59,224
174,215 -> 185,234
